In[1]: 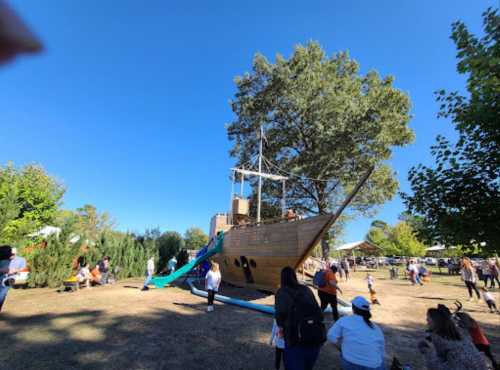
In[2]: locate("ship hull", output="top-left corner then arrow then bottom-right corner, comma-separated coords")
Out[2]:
214,214 -> 333,292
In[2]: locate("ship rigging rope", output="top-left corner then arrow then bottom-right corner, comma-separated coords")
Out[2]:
233,152 -> 340,183
261,156 -> 337,183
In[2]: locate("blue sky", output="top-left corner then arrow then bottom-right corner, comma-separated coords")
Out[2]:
1,1 -> 495,243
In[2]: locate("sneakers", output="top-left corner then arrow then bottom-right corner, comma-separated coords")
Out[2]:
207,305 -> 214,312
141,286 -> 149,291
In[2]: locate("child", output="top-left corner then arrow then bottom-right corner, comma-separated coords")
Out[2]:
366,273 -> 374,290
270,319 -> 285,370
456,312 -> 498,370
369,287 -> 380,305
481,287 -> 498,313
76,263 -> 91,289
141,257 -> 155,291
205,261 -> 221,312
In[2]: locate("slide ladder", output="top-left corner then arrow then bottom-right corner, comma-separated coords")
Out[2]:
150,233 -> 223,288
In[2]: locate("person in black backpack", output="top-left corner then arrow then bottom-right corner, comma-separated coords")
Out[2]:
275,267 -> 326,370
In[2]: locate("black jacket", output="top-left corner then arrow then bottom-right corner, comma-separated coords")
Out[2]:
275,284 -> 321,347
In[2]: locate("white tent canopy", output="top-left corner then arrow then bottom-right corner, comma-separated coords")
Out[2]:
29,225 -> 81,244
425,245 -> 447,252
28,225 -> 61,238
334,240 -> 381,254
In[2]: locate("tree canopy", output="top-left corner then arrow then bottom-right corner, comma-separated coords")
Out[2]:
403,8 -> 499,254
0,163 -> 64,243
157,231 -> 184,272
227,42 -> 414,254
184,227 -> 209,250
366,220 -> 426,257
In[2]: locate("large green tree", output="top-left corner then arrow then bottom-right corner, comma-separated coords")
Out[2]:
157,231 -> 184,272
403,8 -> 499,254
75,204 -> 114,242
0,163 -> 64,243
366,220 -> 426,257
184,227 -> 209,250
227,42 -> 414,256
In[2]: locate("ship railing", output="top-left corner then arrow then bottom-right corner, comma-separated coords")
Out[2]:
231,214 -> 303,230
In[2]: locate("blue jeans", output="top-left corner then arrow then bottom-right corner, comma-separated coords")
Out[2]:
415,274 -> 423,285
341,357 -> 385,370
283,345 -> 320,370
144,273 -> 153,287
0,284 -> 9,311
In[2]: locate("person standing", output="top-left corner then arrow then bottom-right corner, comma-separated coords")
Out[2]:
318,264 -> 342,322
342,258 -> 351,281
328,296 -> 386,370
408,260 -> 423,286
491,259 -> 500,288
481,260 -> 492,288
461,257 -> 481,301
275,267 -> 325,370
270,319 -> 285,370
167,256 -> 177,275
141,256 -> 155,291
338,262 -> 344,280
205,261 -> 221,312
366,273 -> 374,290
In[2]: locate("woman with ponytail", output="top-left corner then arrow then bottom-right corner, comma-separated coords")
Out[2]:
328,296 -> 385,369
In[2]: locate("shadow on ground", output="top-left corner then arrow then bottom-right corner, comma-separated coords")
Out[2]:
0,305 -> 274,370
1,276 -> 499,370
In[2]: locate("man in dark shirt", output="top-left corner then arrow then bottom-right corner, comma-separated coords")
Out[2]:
97,256 -> 110,284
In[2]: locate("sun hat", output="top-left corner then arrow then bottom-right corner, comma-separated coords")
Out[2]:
352,296 -> 371,311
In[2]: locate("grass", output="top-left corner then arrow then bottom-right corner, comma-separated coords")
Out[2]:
0,270 -> 498,370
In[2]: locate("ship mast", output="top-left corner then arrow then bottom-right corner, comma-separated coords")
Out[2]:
257,125 -> 263,223
231,125 -> 287,224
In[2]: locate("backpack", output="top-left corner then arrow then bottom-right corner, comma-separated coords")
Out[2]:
286,287 -> 326,346
313,270 -> 327,288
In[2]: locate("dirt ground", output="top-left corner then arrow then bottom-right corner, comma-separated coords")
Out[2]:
0,269 -> 498,370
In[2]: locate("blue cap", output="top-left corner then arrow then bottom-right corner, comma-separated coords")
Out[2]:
352,296 -> 371,311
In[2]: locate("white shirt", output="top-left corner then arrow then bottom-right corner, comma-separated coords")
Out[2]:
271,320 -> 285,349
328,314 -> 385,368
147,259 -> 155,275
366,276 -> 374,286
483,291 -> 494,302
408,264 -> 419,274
206,270 -> 221,291
77,267 -> 90,279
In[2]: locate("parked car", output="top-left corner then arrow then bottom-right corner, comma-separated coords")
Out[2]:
425,257 -> 437,266
438,258 -> 448,268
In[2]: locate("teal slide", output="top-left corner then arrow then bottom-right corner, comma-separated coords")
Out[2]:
150,233 -> 223,288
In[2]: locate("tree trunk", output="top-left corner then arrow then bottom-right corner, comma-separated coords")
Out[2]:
321,237 -> 330,260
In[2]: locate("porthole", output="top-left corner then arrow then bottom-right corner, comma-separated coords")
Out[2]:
234,258 -> 241,267
250,259 -> 257,268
